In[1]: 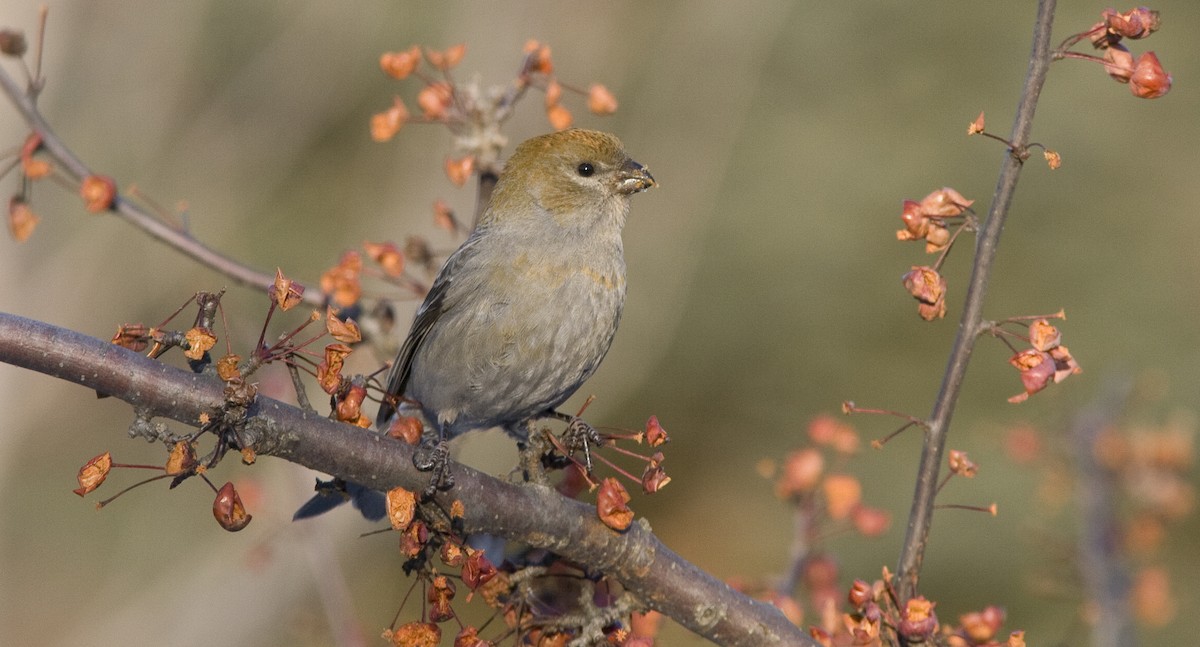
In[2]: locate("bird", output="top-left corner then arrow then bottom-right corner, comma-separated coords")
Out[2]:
376,128 -> 656,489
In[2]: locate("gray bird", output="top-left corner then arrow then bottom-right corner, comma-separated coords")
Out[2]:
376,129 -> 656,486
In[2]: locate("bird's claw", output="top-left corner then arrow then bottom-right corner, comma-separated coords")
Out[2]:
564,417 -> 603,473
413,439 -> 454,498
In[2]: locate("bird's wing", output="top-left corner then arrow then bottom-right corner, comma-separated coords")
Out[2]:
375,233 -> 484,429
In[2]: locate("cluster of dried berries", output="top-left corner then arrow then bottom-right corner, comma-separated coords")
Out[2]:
895,187 -> 975,321
1001,317 -> 1081,404
379,485 -> 656,646
73,448 -> 254,532
5,132 -> 118,241
807,569 -> 1025,647
1057,6 -> 1171,99
1093,413 -> 1194,626
371,40 -> 618,186
746,416 -> 891,626
774,416 -> 890,537
86,277 -> 376,530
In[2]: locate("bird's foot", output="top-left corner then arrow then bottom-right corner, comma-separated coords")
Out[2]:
413,438 -> 454,498
563,417 -> 603,473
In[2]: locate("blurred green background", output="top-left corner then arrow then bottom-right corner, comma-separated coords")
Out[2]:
1,1 -> 1197,645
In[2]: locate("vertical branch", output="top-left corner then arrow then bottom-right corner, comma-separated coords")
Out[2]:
895,0 -> 1058,601
1073,379 -> 1135,647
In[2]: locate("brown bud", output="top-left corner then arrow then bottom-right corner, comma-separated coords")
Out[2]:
1129,51 -> 1171,99
213,482 -> 252,531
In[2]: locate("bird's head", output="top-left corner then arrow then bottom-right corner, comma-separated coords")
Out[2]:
483,129 -> 656,231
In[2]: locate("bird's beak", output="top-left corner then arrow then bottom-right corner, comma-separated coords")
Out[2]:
617,159 -> 657,195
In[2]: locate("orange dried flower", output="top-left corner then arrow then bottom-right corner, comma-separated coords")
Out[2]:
183,327 -> 217,360
645,415 -> 669,447
1132,566 -> 1175,626
1103,44 -> 1135,82
387,414 -> 425,445
336,383 -> 369,426
948,449 -> 978,477
444,155 -> 476,187
822,473 -> 862,520
417,81 -> 453,119
425,43 -> 466,71
165,441 -> 197,476
73,451 -> 113,496
919,187 -> 973,218
432,199 -> 458,232
523,40 -> 553,74
1028,318 -> 1061,351
427,574 -> 457,622
215,353 -> 242,381
325,307 -> 362,343
370,97 -> 409,142
1048,344 -> 1082,383
588,84 -> 618,115
544,79 -> 563,108
968,111 -> 985,135
363,240 -> 406,278
316,342 -> 352,395
7,195 -> 38,242
1044,149 -> 1061,169
380,46 -> 421,79
597,477 -> 633,530
546,103 -> 573,131
1008,349 -> 1054,403
20,133 -> 50,179
898,597 -> 938,642
1129,51 -> 1171,99
386,486 -> 417,531
641,456 -> 671,494
1103,7 -> 1160,40
851,505 -> 891,537
111,323 -> 149,351
319,251 -> 363,308
271,268 -> 305,310
902,266 -> 947,321
462,550 -> 497,591
959,606 -> 1005,643
399,519 -> 429,558
80,174 -> 117,212
776,448 -> 824,497
391,622 -> 441,647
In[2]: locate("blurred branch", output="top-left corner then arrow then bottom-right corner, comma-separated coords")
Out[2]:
0,63 -> 324,306
1072,379 -> 1135,647
894,0 -> 1057,601
0,311 -> 817,647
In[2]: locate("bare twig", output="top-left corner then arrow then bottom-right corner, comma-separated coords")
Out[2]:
0,63 -> 324,306
895,0 -> 1057,602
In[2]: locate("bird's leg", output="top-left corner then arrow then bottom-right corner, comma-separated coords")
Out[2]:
412,429 -> 454,498
515,421 -> 551,485
549,410 -> 603,473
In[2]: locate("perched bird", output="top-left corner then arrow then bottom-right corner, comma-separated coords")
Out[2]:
377,129 -> 656,486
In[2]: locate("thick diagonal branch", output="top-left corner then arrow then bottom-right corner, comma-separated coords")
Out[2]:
0,312 -> 816,647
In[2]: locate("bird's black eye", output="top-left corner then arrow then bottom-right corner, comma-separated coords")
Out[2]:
576,162 -> 595,177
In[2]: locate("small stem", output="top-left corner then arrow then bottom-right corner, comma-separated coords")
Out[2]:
894,0 -> 1057,605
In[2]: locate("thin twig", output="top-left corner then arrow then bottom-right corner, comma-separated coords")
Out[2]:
894,0 -> 1057,602
0,63 -> 324,306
